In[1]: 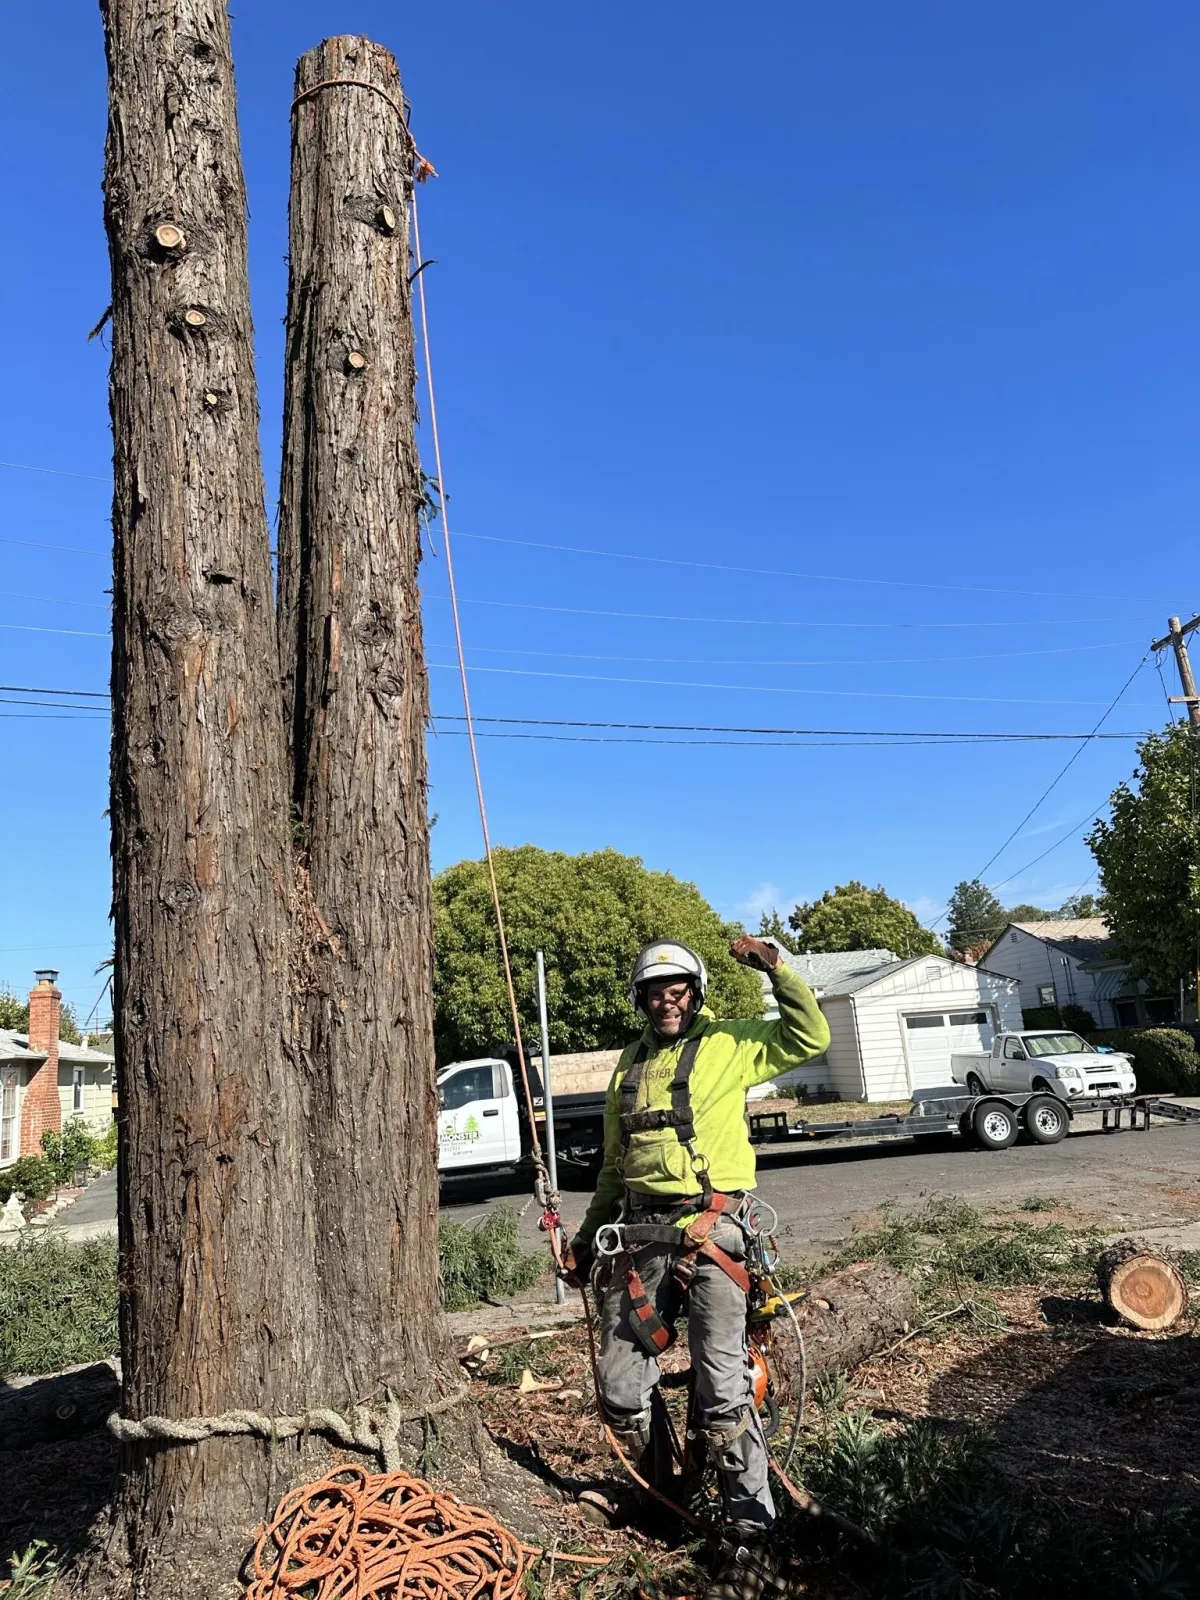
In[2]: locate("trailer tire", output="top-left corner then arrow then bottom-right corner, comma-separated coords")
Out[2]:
1025,1094 -> 1068,1145
972,1100 -> 1018,1151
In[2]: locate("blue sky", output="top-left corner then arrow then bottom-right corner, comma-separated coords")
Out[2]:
1,1 -> 1196,1020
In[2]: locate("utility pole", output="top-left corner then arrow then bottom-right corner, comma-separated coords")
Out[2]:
1152,615 -> 1200,730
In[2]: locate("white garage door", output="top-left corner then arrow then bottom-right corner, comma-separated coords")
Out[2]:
903,1010 -> 994,1091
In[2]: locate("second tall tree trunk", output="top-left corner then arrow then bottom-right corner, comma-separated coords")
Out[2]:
278,36 -> 452,1411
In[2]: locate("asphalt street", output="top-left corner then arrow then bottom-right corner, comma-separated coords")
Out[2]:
33,1112 -> 1200,1257
440,1113 -> 1200,1257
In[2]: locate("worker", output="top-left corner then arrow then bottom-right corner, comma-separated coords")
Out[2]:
562,935 -> 830,1568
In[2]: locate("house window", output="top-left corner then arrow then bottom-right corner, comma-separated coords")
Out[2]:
1114,1000 -> 1139,1028
1,1068 -> 17,1161
1037,984 -> 1055,1007
72,1068 -> 85,1114
1144,998 -> 1175,1026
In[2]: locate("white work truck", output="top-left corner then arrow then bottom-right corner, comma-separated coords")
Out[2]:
436,1054 -> 609,1175
951,1030 -> 1136,1103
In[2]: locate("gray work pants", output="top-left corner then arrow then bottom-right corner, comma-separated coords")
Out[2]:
595,1218 -> 775,1531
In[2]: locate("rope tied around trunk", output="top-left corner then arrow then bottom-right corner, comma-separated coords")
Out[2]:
107,1382 -> 469,1473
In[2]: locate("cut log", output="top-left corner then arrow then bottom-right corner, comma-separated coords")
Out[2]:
766,1262 -> 918,1400
0,1362 -> 119,1450
1096,1239 -> 1187,1331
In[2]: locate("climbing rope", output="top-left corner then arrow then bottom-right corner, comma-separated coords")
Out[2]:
246,1465 -> 529,1600
410,185 -> 561,1249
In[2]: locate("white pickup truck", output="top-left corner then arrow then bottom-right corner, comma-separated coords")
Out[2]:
437,1053 -> 609,1176
951,1030 -> 1136,1103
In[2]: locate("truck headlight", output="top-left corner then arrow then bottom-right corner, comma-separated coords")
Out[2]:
1053,1065 -> 1080,1079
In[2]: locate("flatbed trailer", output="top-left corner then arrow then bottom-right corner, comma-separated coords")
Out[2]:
747,1088 -> 1200,1154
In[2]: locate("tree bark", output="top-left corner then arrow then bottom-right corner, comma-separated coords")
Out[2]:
102,0 -> 320,1588
766,1262 -> 918,1399
278,37 -> 451,1414
1096,1238 -> 1187,1331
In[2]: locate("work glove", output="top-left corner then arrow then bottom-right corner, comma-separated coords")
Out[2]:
560,1233 -> 594,1289
730,935 -> 780,973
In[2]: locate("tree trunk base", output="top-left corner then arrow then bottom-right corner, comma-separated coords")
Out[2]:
1096,1238 -> 1188,1331
61,1397 -> 553,1600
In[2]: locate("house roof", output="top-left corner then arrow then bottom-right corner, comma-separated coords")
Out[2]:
793,951 -> 1020,999
0,1029 -> 114,1066
761,949 -> 900,1001
1005,918 -> 1114,965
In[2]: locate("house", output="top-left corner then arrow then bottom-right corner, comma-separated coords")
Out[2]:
977,920 -> 1175,1029
758,947 -> 1022,1102
0,971 -> 114,1168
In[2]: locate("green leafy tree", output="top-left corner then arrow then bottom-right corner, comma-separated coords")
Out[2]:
433,846 -> 763,1063
0,990 -> 81,1043
786,881 -> 941,957
1005,902 -> 1054,923
947,879 -> 1007,955
757,908 -> 801,955
1087,724 -> 1200,995
1057,892 -> 1100,919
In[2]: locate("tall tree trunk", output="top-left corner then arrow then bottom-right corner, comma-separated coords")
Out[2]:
102,0 -> 319,1588
278,37 -> 451,1411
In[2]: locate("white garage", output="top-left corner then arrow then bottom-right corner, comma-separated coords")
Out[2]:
761,951 -> 1022,1103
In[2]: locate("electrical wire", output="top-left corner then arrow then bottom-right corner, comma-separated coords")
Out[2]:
424,659 -> 1151,709
0,459 -> 108,483
0,622 -> 108,639
929,655 -> 1150,928
425,638 -> 1141,670
440,594 -> 1121,631
453,530 -> 1156,605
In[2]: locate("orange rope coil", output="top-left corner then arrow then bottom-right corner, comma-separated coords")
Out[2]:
247,1466 -> 529,1600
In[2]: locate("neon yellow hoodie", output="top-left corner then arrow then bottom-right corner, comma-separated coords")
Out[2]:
578,964 -> 830,1241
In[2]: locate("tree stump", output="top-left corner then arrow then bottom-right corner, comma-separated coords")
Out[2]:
1096,1239 -> 1187,1331
767,1261 -> 918,1400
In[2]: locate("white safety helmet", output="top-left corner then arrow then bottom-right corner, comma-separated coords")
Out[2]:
629,941 -> 709,1015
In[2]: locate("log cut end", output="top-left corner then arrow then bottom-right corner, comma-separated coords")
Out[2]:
1097,1239 -> 1188,1331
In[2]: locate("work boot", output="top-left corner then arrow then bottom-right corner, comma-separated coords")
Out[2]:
577,1409 -> 655,1528
705,1533 -> 786,1600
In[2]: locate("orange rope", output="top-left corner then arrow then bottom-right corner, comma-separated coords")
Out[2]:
410,192 -> 544,1174
247,1466 -> 530,1599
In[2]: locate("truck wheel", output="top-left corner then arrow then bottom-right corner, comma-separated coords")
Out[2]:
966,1073 -> 986,1096
972,1100 -> 1018,1151
1025,1094 -> 1068,1145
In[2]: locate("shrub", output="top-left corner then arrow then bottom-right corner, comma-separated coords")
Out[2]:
95,1118 -> 118,1170
41,1122 -> 98,1184
1021,1006 -> 1061,1029
1059,1004 -> 1097,1032
1086,1026 -> 1199,1093
0,1235 -> 119,1379
0,1156 -> 56,1207
438,1208 -> 546,1312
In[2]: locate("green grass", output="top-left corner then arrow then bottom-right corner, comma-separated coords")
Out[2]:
820,1194 -> 1102,1318
438,1208 -> 547,1312
0,1235 -> 118,1380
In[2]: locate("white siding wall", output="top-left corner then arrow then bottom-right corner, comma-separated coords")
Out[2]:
57,1063 -> 114,1136
815,996 -> 867,1100
849,959 -> 1023,1101
981,931 -> 1103,1018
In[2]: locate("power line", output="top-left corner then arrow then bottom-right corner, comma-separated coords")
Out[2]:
0,688 -> 1149,741
0,592 -> 110,609
0,459 -> 108,483
455,530 -> 1155,605
426,638 -> 1141,671
0,622 -> 109,639
425,658 -> 1152,709
0,537 -> 109,557
440,594 -> 1122,632
931,656 -> 1148,928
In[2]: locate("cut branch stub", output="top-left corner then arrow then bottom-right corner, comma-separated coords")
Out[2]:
153,222 -> 187,251
346,348 -> 367,371
1097,1238 -> 1188,1331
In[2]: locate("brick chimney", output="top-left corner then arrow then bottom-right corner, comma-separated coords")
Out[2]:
20,970 -> 62,1156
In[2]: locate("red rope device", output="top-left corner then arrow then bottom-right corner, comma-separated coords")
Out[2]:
246,1467 -> 530,1600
